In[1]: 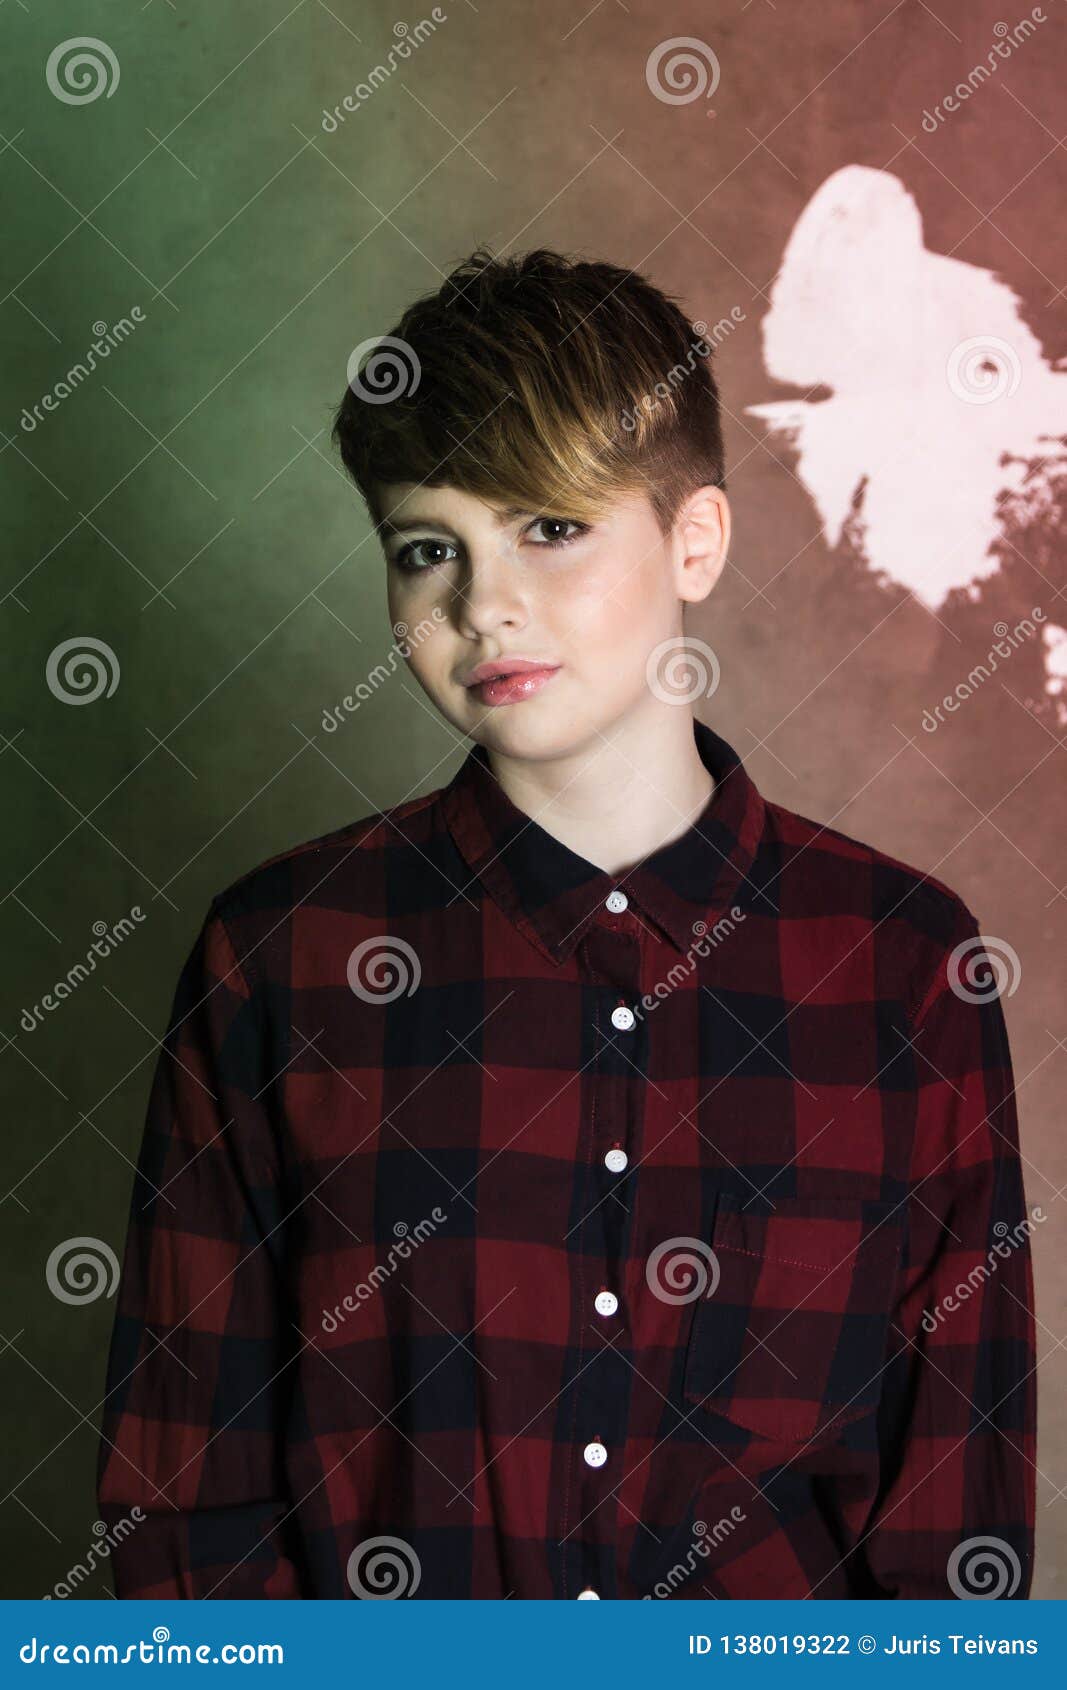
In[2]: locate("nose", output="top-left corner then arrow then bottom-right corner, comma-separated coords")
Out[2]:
453,545 -> 528,640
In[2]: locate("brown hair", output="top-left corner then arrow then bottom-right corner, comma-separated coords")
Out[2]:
331,245 -> 726,536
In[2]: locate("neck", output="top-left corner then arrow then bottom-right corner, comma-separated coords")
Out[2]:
482,705 -> 715,878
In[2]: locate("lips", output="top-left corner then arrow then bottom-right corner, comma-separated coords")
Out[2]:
465,666 -> 561,707
461,658 -> 560,688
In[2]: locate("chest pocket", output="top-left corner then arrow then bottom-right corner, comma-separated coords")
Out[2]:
683,1190 -> 906,1445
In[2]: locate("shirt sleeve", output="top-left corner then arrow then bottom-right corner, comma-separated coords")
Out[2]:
96,898 -> 304,1598
859,902 -> 1038,1599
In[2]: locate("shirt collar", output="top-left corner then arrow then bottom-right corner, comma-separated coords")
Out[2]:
441,717 -> 766,965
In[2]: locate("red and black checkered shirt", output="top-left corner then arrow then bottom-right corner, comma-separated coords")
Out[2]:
97,718 -> 1037,1599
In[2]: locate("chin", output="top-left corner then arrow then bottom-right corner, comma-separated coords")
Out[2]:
474,708 -> 604,764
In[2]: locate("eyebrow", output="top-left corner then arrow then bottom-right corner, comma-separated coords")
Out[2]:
376,504 -> 536,540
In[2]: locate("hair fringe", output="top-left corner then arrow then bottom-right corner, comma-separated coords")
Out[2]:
332,246 -> 726,535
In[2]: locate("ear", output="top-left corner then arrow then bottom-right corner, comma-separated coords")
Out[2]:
673,485 -> 730,605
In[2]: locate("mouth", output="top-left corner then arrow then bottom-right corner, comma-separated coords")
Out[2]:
462,664 -> 562,707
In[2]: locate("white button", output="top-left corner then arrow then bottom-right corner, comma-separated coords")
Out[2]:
610,1005 -> 635,1032
594,1290 -> 619,1317
605,890 -> 628,913
583,1440 -> 608,1468
577,1588 -> 600,1599
604,1147 -> 628,1173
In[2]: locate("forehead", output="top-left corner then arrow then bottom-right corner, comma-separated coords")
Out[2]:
373,481 -> 648,537
375,483 -> 531,535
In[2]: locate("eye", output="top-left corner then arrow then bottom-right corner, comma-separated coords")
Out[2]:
390,537 -> 459,574
525,517 -> 589,548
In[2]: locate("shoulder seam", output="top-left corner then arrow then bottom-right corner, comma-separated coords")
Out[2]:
764,798 -> 965,902
206,894 -> 261,998
212,790 -> 441,908
904,894 -> 981,1036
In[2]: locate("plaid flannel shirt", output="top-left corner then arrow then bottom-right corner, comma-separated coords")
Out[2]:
97,718 -> 1037,1599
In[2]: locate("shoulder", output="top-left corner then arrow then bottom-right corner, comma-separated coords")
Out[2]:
761,797 -> 984,1019
203,784 -> 446,961
763,797 -> 975,925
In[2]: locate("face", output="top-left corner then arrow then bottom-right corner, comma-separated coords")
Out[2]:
376,480 -> 728,765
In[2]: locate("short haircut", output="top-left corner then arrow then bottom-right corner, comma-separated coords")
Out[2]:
331,245 -> 726,537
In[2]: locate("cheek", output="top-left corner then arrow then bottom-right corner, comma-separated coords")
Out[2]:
384,584 -> 443,672
404,625 -> 451,688
546,550 -> 670,647
388,576 -> 448,647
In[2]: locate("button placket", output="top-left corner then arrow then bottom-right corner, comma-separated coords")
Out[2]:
566,918 -> 645,1601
